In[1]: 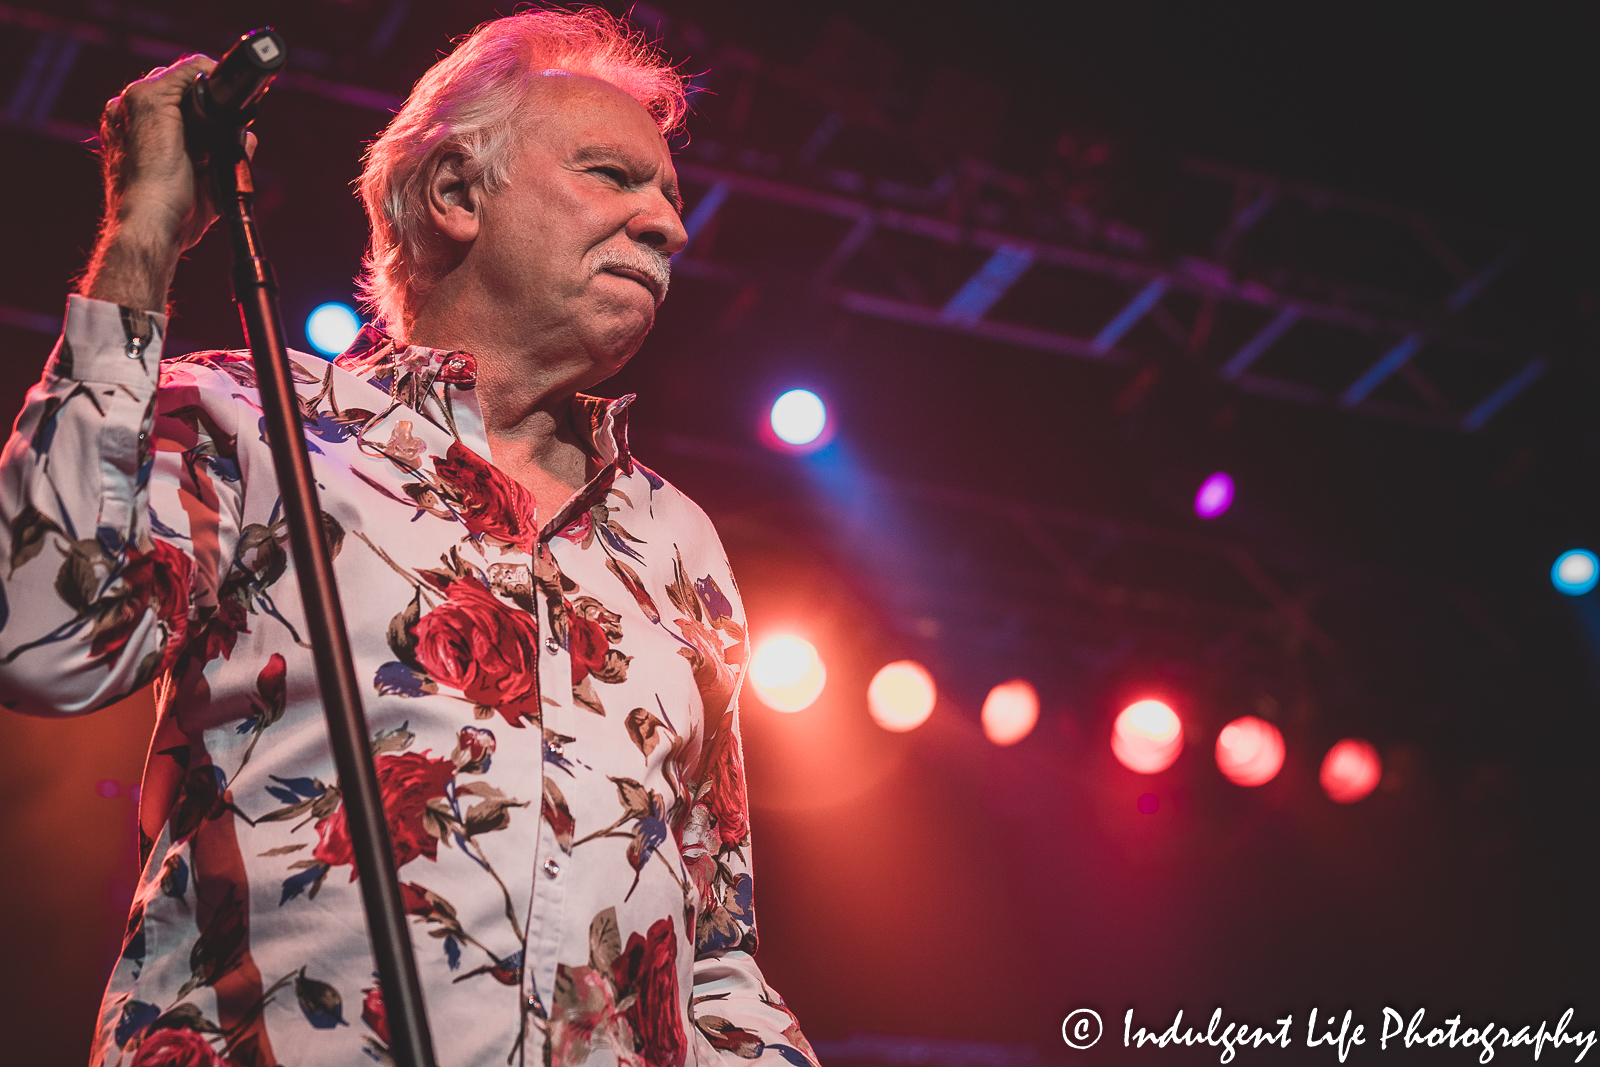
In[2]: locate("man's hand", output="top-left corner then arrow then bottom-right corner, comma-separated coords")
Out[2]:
79,55 -> 251,315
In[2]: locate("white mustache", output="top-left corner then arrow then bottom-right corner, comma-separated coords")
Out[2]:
592,245 -> 671,305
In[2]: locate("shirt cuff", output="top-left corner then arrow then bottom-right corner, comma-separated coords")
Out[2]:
47,294 -> 169,386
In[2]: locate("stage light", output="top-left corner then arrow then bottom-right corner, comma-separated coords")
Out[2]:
1136,792 -> 1159,814
749,636 -> 826,712
770,389 -> 827,446
1551,549 -> 1599,596
1194,472 -> 1235,520
306,302 -> 362,357
868,660 -> 936,732
982,679 -> 1039,745
1111,699 -> 1183,773
1214,715 -> 1285,786
1320,738 -> 1381,804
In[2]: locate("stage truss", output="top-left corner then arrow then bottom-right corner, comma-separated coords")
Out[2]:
0,1 -> 1564,433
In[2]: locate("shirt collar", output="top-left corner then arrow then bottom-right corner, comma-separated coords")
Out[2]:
333,324 -> 635,474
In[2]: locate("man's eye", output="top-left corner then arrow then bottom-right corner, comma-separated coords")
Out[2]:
592,166 -> 627,184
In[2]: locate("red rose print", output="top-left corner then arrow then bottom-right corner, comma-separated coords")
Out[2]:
697,725 -> 750,849
451,725 -> 496,773
557,509 -> 592,544
362,985 -> 390,1046
199,595 -> 249,664
432,441 -> 539,553
671,616 -> 735,718
314,750 -> 456,877
412,576 -> 541,725
91,538 -> 193,666
569,611 -> 610,685
128,1026 -> 230,1067
682,846 -> 716,912
256,653 -> 286,714
611,917 -> 685,1067
568,596 -> 629,687
400,881 -> 431,916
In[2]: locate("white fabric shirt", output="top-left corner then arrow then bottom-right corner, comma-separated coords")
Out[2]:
0,295 -> 814,1067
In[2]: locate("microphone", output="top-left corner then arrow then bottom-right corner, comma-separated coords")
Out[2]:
188,27 -> 288,129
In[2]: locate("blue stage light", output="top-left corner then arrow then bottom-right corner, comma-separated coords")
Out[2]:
770,389 -> 827,446
306,302 -> 362,357
1552,549 -> 1599,596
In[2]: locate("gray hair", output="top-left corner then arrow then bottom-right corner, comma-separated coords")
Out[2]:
355,8 -> 687,333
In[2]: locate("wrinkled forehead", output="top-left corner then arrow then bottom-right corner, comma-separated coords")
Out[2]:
510,70 -> 674,166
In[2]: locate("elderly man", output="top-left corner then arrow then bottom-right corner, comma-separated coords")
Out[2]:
0,9 -> 812,1067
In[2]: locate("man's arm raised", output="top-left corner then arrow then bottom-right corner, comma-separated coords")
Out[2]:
0,57 -> 242,716
80,54 -> 224,313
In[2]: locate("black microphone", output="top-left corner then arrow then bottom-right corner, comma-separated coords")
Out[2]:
188,27 -> 288,129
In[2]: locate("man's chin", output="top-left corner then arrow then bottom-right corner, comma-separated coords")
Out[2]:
593,309 -> 655,353
580,331 -> 648,387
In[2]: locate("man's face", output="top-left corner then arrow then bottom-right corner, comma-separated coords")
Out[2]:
472,74 -> 687,382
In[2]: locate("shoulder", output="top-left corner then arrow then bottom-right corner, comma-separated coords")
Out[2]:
624,458 -> 721,541
159,348 -> 329,393
620,457 -> 743,603
155,349 -> 334,443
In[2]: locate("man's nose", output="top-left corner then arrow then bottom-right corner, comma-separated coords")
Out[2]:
627,192 -> 688,257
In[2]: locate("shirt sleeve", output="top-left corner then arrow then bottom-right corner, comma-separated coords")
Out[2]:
0,294 -> 239,716
675,518 -> 819,1067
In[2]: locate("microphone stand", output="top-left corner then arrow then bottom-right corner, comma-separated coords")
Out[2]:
194,34 -> 437,1067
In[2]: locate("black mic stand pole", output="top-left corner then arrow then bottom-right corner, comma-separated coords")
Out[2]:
190,29 -> 437,1067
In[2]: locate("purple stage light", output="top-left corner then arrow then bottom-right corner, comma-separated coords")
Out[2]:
1194,471 -> 1235,519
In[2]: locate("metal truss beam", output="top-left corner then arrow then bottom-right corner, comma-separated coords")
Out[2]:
0,4 -> 1560,434
1091,278 -> 1169,353
940,245 -> 1035,327
1219,307 -> 1300,381
670,163 -> 1546,432
1339,246 -> 1521,408
653,432 -> 1337,648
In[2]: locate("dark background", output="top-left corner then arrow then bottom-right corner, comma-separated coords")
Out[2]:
1,2 -> 1597,1064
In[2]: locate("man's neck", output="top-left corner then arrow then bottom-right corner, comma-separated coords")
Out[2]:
405,304 -> 598,501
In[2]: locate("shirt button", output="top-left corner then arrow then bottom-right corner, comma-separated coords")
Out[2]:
545,638 -> 561,654
542,858 -> 561,878
546,741 -> 564,758
125,337 -> 145,359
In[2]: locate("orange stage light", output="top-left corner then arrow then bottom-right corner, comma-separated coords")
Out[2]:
981,679 -> 1039,746
867,660 -> 936,732
749,636 -> 827,712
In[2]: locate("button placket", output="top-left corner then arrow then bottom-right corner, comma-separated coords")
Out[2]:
527,573 -> 570,1017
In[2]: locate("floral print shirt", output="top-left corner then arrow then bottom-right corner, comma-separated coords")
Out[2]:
0,296 -> 815,1067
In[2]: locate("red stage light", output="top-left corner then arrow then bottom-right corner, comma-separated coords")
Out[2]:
1111,699 -> 1183,773
1320,738 -> 1381,803
1214,715 -> 1286,786
749,636 -> 826,712
868,660 -> 936,732
982,679 -> 1039,745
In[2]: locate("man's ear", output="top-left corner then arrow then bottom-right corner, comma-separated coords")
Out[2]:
424,148 -> 481,245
